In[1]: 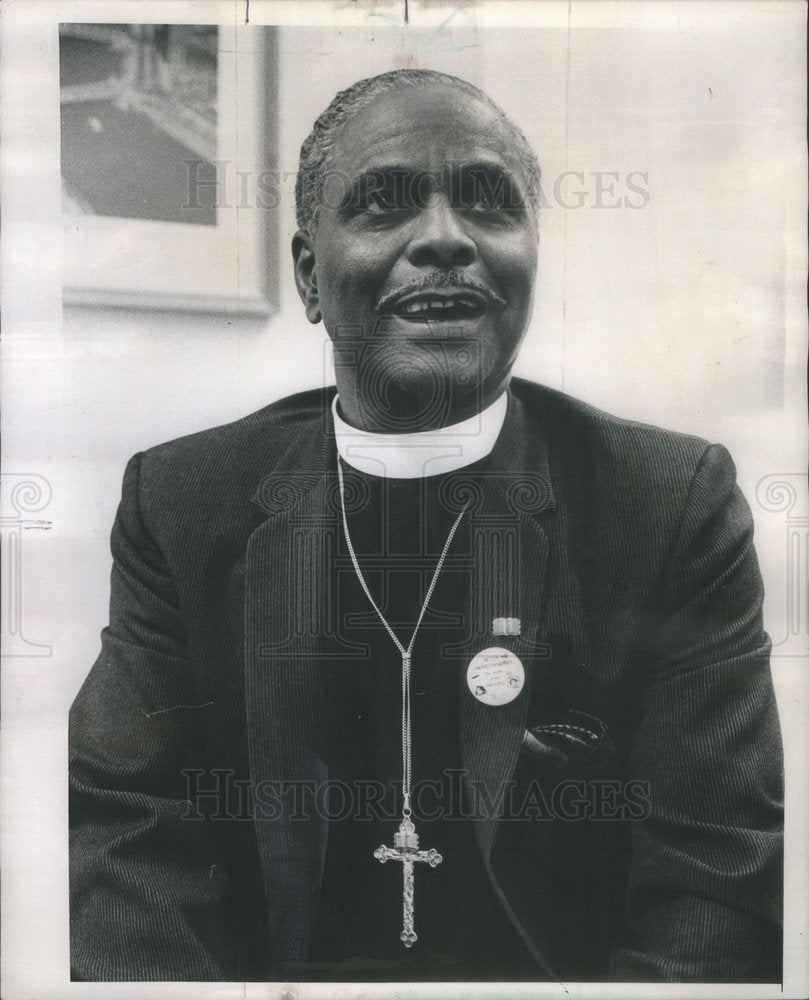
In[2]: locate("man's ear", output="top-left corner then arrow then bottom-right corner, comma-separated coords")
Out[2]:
292,230 -> 322,324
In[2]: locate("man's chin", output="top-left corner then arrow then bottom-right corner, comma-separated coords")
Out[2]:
350,364 -> 487,433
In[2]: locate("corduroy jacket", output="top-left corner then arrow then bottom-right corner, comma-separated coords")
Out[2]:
69,378 -> 783,982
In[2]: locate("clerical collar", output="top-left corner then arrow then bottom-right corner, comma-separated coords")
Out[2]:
332,392 -> 507,479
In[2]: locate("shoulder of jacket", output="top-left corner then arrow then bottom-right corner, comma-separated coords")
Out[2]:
131,386 -> 334,496
141,386 -> 331,458
509,377 -> 725,503
511,377 -> 712,458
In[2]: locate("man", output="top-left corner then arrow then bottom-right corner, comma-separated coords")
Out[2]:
69,69 -> 783,983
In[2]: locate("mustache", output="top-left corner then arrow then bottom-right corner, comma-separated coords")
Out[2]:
375,272 -> 506,313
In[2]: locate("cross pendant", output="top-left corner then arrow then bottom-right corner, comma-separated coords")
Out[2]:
373,816 -> 442,947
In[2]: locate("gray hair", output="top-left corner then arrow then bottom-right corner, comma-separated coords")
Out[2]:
295,69 -> 541,238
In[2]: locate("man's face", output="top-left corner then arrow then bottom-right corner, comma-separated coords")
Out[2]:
293,82 -> 539,431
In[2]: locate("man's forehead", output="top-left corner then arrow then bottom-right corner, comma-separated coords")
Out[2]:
329,82 -> 522,179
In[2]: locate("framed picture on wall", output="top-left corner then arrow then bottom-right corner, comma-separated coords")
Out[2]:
60,22 -> 277,314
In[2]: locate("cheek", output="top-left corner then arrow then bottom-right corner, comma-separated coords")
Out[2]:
510,268 -> 537,318
316,265 -> 357,316
486,231 -> 537,284
509,234 -> 538,280
319,245 -> 388,305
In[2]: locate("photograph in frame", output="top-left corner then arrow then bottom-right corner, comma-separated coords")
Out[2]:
1,1 -> 807,998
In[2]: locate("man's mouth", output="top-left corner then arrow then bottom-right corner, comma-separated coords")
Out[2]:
377,286 -> 503,323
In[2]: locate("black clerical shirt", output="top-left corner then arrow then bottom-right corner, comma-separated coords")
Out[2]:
303,460 -> 542,981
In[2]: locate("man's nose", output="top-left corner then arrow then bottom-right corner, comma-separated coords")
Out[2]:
405,197 -> 477,269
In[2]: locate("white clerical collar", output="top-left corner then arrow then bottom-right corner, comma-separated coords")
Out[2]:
333,392 -> 508,479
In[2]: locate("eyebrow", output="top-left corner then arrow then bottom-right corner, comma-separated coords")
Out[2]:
342,161 -> 529,204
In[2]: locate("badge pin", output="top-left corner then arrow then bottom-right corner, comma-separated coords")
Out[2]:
492,617 -> 521,636
467,647 -> 525,706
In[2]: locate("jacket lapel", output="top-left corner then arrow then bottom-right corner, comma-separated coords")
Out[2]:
458,508 -> 551,857
244,424 -> 336,968
457,392 -> 557,974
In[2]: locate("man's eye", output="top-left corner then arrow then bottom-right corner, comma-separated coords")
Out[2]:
353,178 -> 411,215
363,188 -> 408,214
460,175 -> 520,213
468,194 -> 502,211
469,189 -> 509,212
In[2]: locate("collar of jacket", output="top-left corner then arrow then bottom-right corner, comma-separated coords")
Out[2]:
244,384 -> 556,972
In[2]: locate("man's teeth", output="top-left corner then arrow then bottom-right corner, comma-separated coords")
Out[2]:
401,298 -> 474,314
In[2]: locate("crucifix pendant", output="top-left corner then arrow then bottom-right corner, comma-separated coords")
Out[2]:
373,816 -> 442,947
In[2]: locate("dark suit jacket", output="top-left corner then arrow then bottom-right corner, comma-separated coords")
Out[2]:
69,378 -> 783,982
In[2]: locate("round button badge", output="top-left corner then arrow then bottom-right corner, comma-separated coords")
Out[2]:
466,647 -> 525,706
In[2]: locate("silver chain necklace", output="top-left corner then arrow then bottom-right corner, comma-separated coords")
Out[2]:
336,457 -> 470,947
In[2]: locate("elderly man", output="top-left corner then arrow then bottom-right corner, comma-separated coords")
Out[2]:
70,69 -> 783,983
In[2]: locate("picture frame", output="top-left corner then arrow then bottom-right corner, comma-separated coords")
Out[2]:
61,22 -> 277,315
